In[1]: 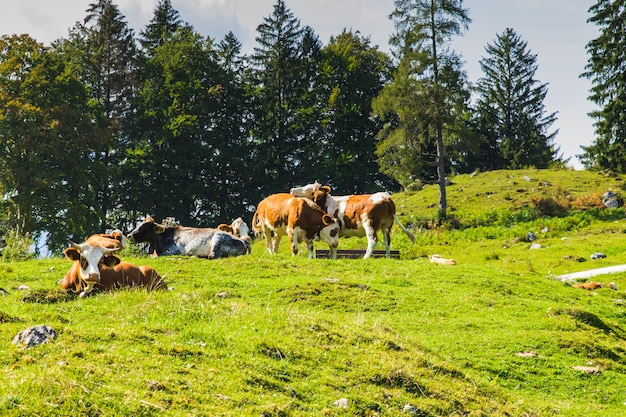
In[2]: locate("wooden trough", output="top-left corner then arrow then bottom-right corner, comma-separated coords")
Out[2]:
314,249 -> 400,259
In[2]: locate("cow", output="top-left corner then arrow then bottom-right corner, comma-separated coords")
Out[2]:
217,217 -> 251,242
290,183 -> 415,258
85,229 -> 126,249
60,242 -> 166,297
252,193 -> 340,259
127,216 -> 251,259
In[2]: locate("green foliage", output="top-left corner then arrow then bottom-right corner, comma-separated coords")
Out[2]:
474,28 -> 559,169
580,0 -> 626,171
0,230 -> 35,262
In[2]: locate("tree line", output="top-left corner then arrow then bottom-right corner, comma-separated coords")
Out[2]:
0,0 -> 587,253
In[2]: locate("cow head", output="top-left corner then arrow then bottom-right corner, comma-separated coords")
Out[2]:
127,216 -> 166,244
311,187 -> 332,210
63,242 -> 120,296
290,181 -> 322,198
231,217 -> 251,242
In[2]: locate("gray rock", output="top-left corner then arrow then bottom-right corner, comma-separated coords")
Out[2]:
12,325 -> 57,348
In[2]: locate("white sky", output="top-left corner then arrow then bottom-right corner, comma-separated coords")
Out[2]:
1,0 -> 598,170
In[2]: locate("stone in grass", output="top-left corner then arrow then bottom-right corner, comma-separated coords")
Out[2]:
12,325 -> 57,348
333,398 -> 349,409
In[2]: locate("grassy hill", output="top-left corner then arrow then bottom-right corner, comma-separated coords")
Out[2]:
2,168 -> 626,416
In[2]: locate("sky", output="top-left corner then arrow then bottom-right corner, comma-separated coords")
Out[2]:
2,0 -> 599,170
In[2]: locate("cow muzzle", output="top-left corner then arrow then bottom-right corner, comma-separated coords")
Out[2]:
80,274 -> 100,297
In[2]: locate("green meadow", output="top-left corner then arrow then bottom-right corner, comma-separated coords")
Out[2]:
2,168 -> 626,416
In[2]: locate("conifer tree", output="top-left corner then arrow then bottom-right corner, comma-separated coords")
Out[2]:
580,0 -> 626,171
249,0 -> 311,191
475,28 -> 559,169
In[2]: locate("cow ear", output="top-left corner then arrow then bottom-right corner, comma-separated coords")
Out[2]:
322,214 -> 333,225
102,254 -> 121,267
155,224 -> 166,234
64,247 -> 80,261
320,185 -> 331,193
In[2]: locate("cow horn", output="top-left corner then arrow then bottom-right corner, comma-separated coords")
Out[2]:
68,240 -> 81,249
103,247 -> 120,255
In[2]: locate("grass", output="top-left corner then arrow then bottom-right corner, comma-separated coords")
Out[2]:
2,168 -> 626,415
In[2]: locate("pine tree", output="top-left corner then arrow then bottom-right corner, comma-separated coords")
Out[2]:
56,0 -> 138,231
475,28 -> 559,169
139,0 -> 183,52
580,0 -> 626,171
380,0 -> 471,220
249,0 -> 309,191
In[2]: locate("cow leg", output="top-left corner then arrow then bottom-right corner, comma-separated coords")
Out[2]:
272,234 -> 282,254
288,230 -> 298,256
363,223 -> 377,258
305,240 -> 315,259
382,225 -> 392,258
262,226 -> 275,254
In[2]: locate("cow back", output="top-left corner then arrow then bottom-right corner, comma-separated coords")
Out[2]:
98,263 -> 167,291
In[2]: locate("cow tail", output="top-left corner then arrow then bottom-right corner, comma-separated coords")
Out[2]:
251,210 -> 262,236
394,215 -> 415,243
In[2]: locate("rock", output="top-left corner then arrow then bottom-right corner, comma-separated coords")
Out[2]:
403,404 -> 418,414
602,191 -> 623,208
590,252 -> 607,260
530,243 -> 542,249
12,325 -> 57,348
333,398 -> 349,409
527,232 -> 537,241
572,365 -> 601,375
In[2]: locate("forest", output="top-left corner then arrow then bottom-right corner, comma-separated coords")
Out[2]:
0,0 -> 618,253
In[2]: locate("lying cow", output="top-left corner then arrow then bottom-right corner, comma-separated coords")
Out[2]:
127,216 -> 251,259
85,229 -> 126,249
252,193 -> 340,259
290,183 -> 415,258
217,217 -> 251,242
61,241 -> 166,297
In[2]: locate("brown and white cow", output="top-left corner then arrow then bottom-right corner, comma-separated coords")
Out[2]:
252,193 -> 340,259
60,242 -> 166,297
290,183 -> 415,258
85,229 -> 126,249
217,217 -> 251,242
127,216 -> 251,258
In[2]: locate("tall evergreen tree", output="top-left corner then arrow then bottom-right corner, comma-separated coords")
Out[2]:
475,28 -> 559,169
55,0 -> 137,231
380,0 -> 471,220
249,0 -> 311,192
138,0 -> 183,52
580,0 -> 626,171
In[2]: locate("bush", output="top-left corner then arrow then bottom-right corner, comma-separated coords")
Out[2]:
1,230 -> 36,261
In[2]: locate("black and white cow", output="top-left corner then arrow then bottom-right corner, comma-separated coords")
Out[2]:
127,216 -> 251,259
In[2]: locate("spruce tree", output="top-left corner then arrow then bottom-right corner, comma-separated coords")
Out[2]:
580,0 -> 626,171
475,28 -> 559,169
249,0 -> 309,191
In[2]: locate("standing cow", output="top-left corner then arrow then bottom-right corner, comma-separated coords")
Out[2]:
61,242 -> 166,297
127,216 -> 251,259
252,193 -> 340,259
290,183 -> 415,258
